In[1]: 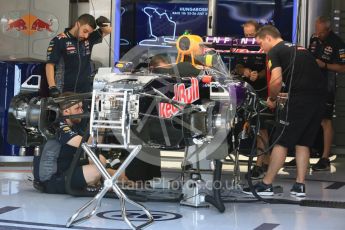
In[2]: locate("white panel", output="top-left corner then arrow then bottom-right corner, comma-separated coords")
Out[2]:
30,0 -> 70,61
307,0 -> 332,41
207,0 -> 217,36
0,0 -> 69,62
90,0 -> 112,67
297,0 -> 332,47
77,3 -> 90,16
0,0 -> 30,61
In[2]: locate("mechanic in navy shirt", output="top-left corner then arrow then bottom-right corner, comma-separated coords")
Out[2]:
308,16 -> 345,171
43,92 -> 127,194
46,14 -> 111,96
234,20 -> 270,180
235,20 -> 267,99
243,25 -> 326,197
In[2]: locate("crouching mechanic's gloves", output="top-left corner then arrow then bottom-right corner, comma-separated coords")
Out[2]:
96,16 -> 110,27
48,86 -> 60,98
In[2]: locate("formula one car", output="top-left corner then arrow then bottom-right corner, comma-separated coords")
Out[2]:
93,34 -> 257,154
7,35 -> 261,229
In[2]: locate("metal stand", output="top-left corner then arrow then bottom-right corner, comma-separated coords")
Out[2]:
180,158 -> 225,212
180,177 -> 209,208
180,146 -> 209,208
66,89 -> 154,229
66,144 -> 153,229
228,118 -> 243,193
179,146 -> 225,212
230,149 -> 243,191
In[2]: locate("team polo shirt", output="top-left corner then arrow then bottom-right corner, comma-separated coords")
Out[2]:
235,54 -> 267,99
268,41 -> 326,97
308,31 -> 345,76
55,122 -> 82,174
47,28 -> 102,93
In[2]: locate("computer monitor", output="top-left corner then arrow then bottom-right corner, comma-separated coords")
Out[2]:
216,0 -> 294,41
135,2 -> 208,47
119,0 -> 294,55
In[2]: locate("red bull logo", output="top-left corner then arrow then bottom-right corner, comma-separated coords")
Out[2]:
7,19 -> 27,31
31,18 -> 53,32
159,78 -> 200,118
6,14 -> 53,35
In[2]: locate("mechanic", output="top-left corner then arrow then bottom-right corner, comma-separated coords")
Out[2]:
34,92 -> 127,194
46,14 -> 111,97
235,20 -> 267,95
243,25 -> 326,197
150,55 -> 170,70
234,20 -> 270,179
148,54 -> 173,75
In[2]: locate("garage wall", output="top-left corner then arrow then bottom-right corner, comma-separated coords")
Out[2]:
332,0 -> 345,154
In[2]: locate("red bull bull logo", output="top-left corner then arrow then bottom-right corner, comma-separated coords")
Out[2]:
159,78 -> 200,118
31,18 -> 53,32
6,14 -> 54,35
7,19 -> 27,31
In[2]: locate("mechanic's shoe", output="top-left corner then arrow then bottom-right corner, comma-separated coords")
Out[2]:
284,158 -> 296,168
106,155 -> 122,170
86,185 -> 102,193
242,181 -> 274,196
245,165 -> 265,180
312,158 -> 330,171
290,182 -> 306,197
33,180 -> 45,192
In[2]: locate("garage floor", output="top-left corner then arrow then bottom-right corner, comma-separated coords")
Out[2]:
0,156 -> 345,230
